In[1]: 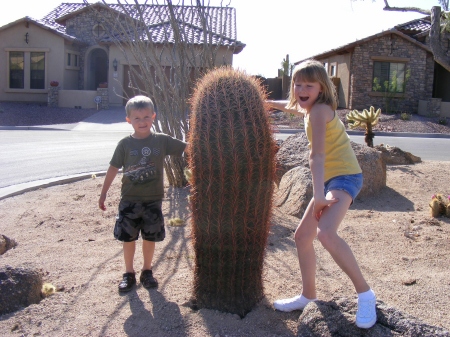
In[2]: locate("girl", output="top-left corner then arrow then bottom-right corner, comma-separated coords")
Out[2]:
268,59 -> 376,329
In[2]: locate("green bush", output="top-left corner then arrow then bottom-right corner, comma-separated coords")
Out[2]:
400,112 -> 411,121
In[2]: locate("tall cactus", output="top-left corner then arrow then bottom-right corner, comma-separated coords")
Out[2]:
187,67 -> 276,317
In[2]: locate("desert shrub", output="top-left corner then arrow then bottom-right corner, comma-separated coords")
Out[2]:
400,112 -> 411,121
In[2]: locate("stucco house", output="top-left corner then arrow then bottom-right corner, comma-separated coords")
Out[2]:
0,2 -> 245,108
296,17 -> 450,117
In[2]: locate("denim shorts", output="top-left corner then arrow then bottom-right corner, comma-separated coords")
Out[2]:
324,173 -> 363,202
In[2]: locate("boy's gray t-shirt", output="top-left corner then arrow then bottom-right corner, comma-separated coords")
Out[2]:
110,133 -> 186,201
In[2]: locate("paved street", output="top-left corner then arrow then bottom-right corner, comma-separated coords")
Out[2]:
1,113 -> 450,199
1,128 -> 449,186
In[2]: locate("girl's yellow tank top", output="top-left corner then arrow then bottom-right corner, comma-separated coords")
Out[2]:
305,112 -> 362,182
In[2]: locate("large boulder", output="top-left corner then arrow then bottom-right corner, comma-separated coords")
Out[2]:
297,297 -> 450,336
351,142 -> 386,197
374,144 -> 421,165
275,133 -> 310,185
274,166 -> 313,218
0,265 -> 43,315
274,133 -> 386,217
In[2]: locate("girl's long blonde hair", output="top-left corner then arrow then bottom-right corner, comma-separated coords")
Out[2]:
286,59 -> 337,111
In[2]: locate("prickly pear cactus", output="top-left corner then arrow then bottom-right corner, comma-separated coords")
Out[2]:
429,194 -> 450,218
187,67 -> 276,317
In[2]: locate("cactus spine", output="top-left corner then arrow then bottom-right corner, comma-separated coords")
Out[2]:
187,67 -> 276,317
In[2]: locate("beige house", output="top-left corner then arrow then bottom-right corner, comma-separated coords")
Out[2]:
0,2 -> 245,108
296,17 -> 450,117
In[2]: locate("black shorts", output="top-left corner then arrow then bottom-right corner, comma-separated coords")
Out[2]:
114,199 -> 165,242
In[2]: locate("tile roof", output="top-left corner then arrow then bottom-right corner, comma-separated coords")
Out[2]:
37,2 -> 244,52
394,16 -> 431,37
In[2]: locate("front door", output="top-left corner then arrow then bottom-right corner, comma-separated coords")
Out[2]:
87,48 -> 108,90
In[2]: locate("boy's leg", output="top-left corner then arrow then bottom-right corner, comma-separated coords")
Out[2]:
123,241 -> 136,273
118,241 -> 137,292
142,239 -> 155,271
139,200 -> 163,289
140,239 -> 158,288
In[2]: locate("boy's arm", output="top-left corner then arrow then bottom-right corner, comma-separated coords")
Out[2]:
98,165 -> 120,211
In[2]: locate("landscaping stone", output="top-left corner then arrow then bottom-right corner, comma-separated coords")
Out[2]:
0,265 -> 43,315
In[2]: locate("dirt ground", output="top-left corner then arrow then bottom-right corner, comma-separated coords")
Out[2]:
0,159 -> 450,336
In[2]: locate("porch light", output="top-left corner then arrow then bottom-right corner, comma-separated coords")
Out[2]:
25,32 -> 29,44
113,58 -> 118,71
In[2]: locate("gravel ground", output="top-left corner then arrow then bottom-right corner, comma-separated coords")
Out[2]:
272,108 -> 450,135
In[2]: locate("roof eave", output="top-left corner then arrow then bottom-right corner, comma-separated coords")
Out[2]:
0,16 -> 85,44
295,29 -> 432,64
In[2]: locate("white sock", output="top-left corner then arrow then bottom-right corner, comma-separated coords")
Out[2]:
358,289 -> 375,301
298,294 -> 316,306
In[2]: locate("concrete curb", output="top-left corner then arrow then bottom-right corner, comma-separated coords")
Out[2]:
0,171 -> 107,201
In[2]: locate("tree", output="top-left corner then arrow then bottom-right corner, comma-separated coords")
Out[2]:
85,0 -> 240,187
356,1 -> 450,72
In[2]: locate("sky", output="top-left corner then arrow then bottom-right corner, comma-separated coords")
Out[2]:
0,0 -> 442,78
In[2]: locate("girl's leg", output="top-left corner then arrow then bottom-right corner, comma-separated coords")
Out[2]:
273,198 -> 319,311
295,198 -> 321,299
142,239 -> 155,271
316,190 -> 369,293
123,241 -> 136,273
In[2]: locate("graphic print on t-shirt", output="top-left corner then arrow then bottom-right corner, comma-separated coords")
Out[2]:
124,147 -> 158,184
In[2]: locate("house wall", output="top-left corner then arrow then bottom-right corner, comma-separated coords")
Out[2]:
63,44 -> 81,90
349,34 -> 432,113
0,22 -> 66,102
63,7 -> 235,106
107,44 -> 234,106
316,53 -> 351,108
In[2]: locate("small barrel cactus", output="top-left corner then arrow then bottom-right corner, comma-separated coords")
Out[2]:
187,67 -> 276,317
429,193 -> 450,218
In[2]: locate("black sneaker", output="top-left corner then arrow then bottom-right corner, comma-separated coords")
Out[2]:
118,272 -> 136,292
140,270 -> 158,288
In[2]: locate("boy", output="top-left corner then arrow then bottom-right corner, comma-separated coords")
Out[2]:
98,95 -> 186,292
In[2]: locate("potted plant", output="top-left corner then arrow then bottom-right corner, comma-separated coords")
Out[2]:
50,81 -> 59,87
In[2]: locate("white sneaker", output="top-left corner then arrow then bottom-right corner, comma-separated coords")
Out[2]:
356,297 -> 377,329
273,295 -> 316,312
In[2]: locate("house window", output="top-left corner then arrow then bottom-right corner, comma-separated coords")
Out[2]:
372,61 -> 406,93
30,52 -> 45,89
92,24 -> 106,38
9,51 -> 24,89
330,63 -> 337,77
66,52 -> 80,69
6,49 -> 48,90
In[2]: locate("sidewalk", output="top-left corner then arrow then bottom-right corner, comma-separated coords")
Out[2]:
0,106 -> 131,132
